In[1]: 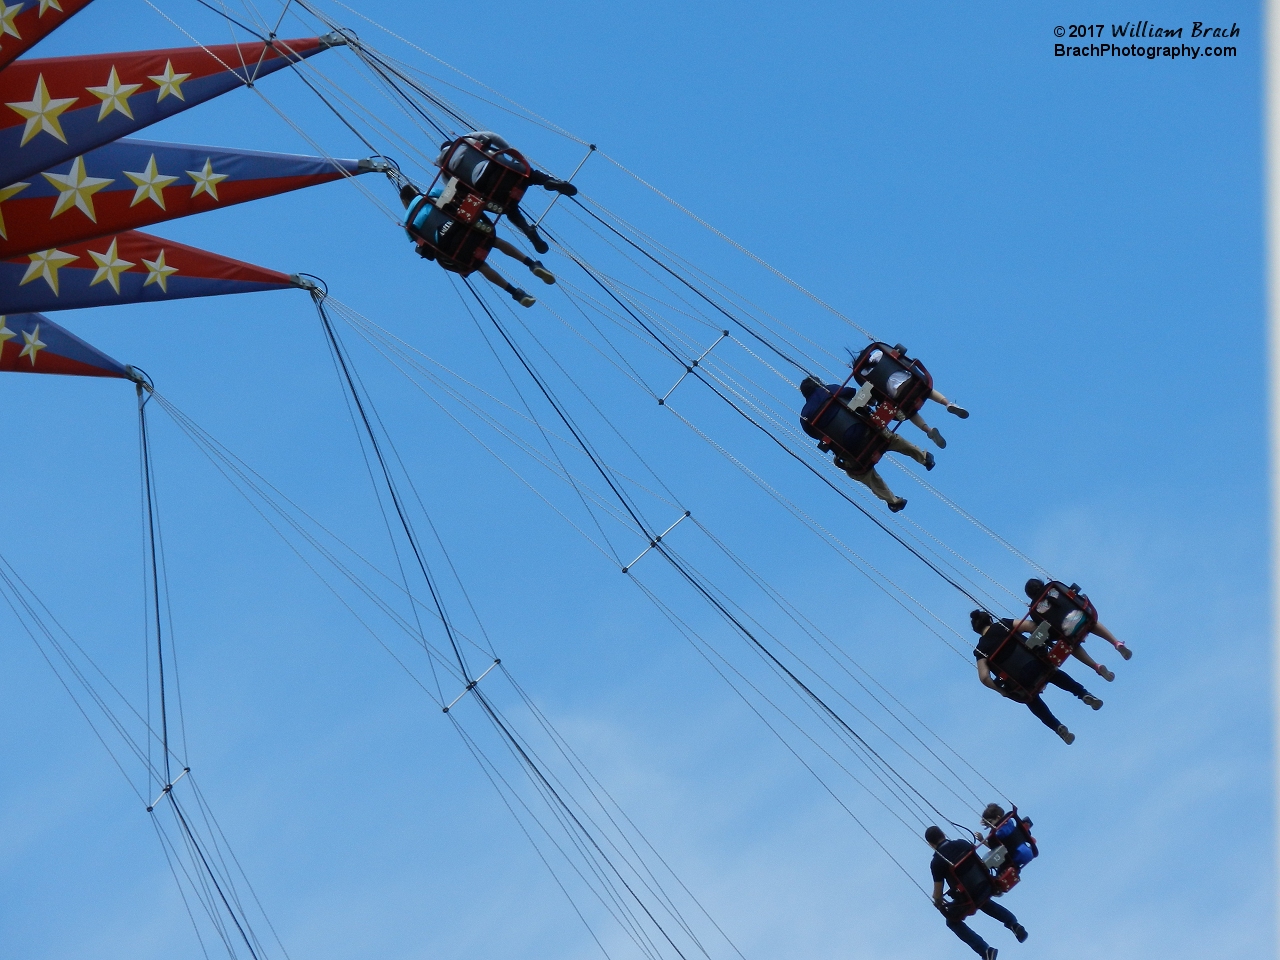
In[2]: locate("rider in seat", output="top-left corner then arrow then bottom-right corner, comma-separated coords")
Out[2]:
970,610 -> 1103,745
437,130 -> 577,254
798,376 -> 934,512
926,825 -> 1028,959
1025,577 -> 1132,661
979,803 -> 1037,893
401,184 -> 556,307
853,344 -> 968,448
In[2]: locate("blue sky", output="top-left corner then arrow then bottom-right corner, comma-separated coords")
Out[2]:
0,2 -> 1271,959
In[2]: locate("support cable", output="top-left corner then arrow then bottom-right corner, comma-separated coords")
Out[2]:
459,279 -> 975,842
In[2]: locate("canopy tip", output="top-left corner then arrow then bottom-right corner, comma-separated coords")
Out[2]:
124,365 -> 154,390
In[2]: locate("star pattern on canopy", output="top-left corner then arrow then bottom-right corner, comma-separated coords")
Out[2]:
6,74 -> 78,146
86,66 -> 142,122
0,1 -> 22,39
148,60 -> 191,102
87,237 -> 133,292
185,157 -> 230,201
0,181 -> 30,240
20,246 -> 77,293
0,316 -> 15,349
37,0 -> 60,14
19,322 -> 45,365
124,154 -> 178,209
142,248 -> 177,291
42,155 -> 113,221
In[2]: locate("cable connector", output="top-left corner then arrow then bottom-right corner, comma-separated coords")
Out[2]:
318,30 -> 352,49
123,364 -> 154,390
357,156 -> 394,175
290,274 -> 321,292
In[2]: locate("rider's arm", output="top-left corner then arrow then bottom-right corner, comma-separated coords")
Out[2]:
977,659 -> 1001,691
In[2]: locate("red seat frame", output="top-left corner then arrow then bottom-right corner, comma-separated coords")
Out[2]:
803,370 -> 892,476
1026,581 -> 1098,660
940,847 -> 994,919
850,342 -> 935,423
984,808 -> 1038,894
982,626 -> 1060,700
437,138 -> 533,214
405,193 -> 494,277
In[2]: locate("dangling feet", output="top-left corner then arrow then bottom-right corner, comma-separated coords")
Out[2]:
507,204 -> 551,254
511,287 -> 536,307
1116,643 -> 1133,660
888,497 -> 907,513
926,426 -> 947,448
1009,923 -> 1028,944
527,259 -> 556,284
923,452 -> 936,471
1095,663 -> 1115,682
984,947 -> 998,960
544,177 -> 578,196
946,403 -> 969,419
1082,693 -> 1103,710
1056,724 -> 1075,745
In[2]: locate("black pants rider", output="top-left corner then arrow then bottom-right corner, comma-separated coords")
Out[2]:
1025,670 -> 1088,730
945,899 -> 1019,956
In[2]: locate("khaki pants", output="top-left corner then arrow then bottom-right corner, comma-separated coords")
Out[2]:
848,465 -> 896,503
844,428 -> 928,503
882,428 -> 929,465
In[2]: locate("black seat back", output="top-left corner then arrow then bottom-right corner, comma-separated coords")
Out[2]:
407,196 -> 494,276
987,631 -> 1055,697
954,855 -> 993,901
817,403 -> 887,475
945,846 -> 993,910
1028,581 -> 1097,641
441,140 -> 532,211
851,342 -> 935,420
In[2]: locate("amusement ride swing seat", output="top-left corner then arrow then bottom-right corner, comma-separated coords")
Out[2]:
981,622 -> 1063,702
438,135 -> 534,215
851,341 -> 935,424
405,190 -> 496,276
1025,580 -> 1099,649
981,807 -> 1039,895
939,845 -> 997,919
979,583 -> 1099,701
801,343 -> 939,477
811,397 -> 893,477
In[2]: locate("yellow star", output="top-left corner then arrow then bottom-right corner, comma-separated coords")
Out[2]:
148,60 -> 191,102
20,246 -> 77,294
37,0 -> 60,14
87,237 -> 134,293
0,181 -> 30,240
123,154 -> 177,209
186,157 -> 230,202
142,248 -> 177,292
0,316 -> 16,351
42,155 -> 114,221
86,66 -> 142,122
6,74 -> 78,147
19,323 -> 45,365
0,2 -> 23,40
